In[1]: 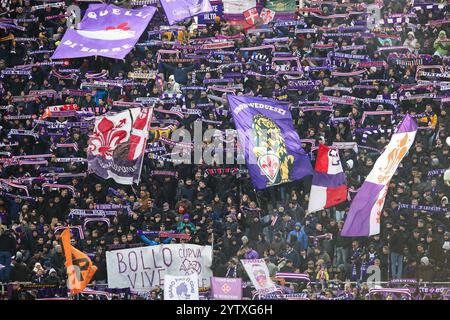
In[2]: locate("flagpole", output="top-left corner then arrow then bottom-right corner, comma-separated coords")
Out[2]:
135,105 -> 154,185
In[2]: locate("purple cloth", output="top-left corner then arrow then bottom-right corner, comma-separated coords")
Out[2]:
227,95 -> 313,190
341,182 -> 385,236
52,4 -> 156,60
341,115 -> 418,237
197,1 -> 223,24
312,172 -> 347,188
211,277 -> 242,300
245,249 -> 259,260
160,0 -> 213,25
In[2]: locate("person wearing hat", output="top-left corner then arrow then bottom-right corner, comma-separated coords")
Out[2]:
44,268 -> 61,286
433,30 -> 450,57
32,262 -> 44,275
270,232 -> 285,255
176,214 -> 196,234
287,222 -> 309,252
243,244 -> 259,260
163,74 -> 182,94
419,256 -> 435,282
10,252 -> 31,282
403,31 -> 418,51
31,266 -> 46,284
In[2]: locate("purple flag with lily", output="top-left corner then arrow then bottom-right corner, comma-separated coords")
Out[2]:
227,95 -> 313,190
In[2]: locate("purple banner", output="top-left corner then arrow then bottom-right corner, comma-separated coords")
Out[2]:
211,277 -> 242,300
197,1 -> 223,24
52,4 -> 156,60
160,0 -> 213,25
227,95 -> 313,190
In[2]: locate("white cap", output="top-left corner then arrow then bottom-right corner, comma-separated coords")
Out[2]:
346,159 -> 354,170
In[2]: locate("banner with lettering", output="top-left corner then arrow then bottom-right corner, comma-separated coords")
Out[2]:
197,1 -> 223,23
160,0 -> 213,25
164,274 -> 199,300
241,259 -> 277,294
52,4 -> 157,59
106,244 -> 213,291
211,277 -> 242,300
223,0 -> 259,29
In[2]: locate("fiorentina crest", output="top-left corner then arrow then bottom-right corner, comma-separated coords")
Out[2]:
227,95 -> 313,190
252,113 -> 294,187
257,153 -> 280,184
87,107 -> 152,185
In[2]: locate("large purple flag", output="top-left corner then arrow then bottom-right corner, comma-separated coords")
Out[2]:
160,0 -> 213,25
52,4 -> 156,60
227,95 -> 313,190
342,115 -> 417,237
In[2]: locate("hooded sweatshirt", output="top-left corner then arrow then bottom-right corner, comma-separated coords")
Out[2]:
287,223 -> 309,251
433,31 -> 450,56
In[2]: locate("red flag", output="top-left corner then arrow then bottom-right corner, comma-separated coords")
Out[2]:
127,108 -> 153,160
260,8 -> 275,24
243,7 -> 259,25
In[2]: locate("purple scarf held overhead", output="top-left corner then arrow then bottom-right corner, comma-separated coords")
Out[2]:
397,203 -> 448,213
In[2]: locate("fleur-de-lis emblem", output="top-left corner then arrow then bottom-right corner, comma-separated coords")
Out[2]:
221,284 -> 231,294
88,117 -> 127,159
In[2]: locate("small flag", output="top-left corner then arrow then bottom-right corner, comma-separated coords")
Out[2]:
243,7 -> 259,25
307,144 -> 348,213
260,8 -> 275,24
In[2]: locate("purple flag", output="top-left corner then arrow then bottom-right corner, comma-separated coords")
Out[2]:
227,95 -> 313,190
52,4 -> 156,60
211,277 -> 242,300
160,0 -> 213,25
197,1 -> 223,24
341,115 -> 417,237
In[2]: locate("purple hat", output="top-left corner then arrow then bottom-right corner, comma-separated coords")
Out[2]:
183,214 -> 189,220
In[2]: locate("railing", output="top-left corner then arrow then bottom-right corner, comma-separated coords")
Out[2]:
2,280 -> 450,296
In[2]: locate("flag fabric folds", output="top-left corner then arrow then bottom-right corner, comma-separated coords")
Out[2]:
223,0 -> 260,30
342,115 -> 418,237
241,259 -> 277,294
52,4 -> 157,60
160,0 -> 213,25
264,0 -> 297,20
87,107 -> 153,185
61,229 -> 97,294
227,95 -> 313,190
307,144 -> 348,213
